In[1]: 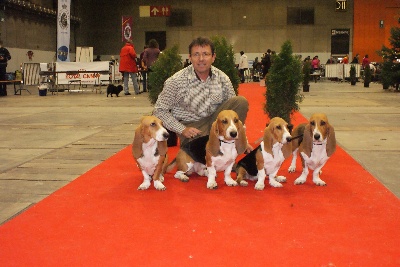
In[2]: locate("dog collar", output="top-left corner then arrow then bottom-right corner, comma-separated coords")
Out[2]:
220,139 -> 235,144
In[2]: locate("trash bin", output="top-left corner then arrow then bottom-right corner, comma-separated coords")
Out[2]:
38,83 -> 48,96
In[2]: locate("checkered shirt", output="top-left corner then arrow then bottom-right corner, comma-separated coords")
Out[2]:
153,65 -> 236,134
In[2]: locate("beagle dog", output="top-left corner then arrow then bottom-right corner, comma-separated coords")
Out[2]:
172,110 -> 248,189
288,113 -> 336,186
132,116 -> 170,190
236,117 -> 292,190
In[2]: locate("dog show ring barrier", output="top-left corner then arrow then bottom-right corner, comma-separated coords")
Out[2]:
325,63 -> 361,81
54,62 -> 110,94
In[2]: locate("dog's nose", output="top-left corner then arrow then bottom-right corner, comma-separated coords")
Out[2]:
229,131 -> 237,138
314,133 -> 320,140
163,132 -> 170,139
286,136 -> 292,142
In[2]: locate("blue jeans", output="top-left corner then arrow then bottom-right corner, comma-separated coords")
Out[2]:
123,72 -> 140,94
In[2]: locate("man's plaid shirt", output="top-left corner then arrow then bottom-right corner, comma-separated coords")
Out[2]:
153,65 -> 236,134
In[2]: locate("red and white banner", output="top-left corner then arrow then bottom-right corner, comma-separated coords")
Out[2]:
122,16 -> 132,42
55,62 -> 109,85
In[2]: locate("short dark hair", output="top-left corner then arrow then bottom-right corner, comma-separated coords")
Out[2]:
189,37 -> 215,55
148,39 -> 159,49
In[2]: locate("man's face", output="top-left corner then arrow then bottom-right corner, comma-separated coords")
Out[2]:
189,45 -> 216,76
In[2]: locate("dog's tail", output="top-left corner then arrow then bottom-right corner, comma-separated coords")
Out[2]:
166,158 -> 177,173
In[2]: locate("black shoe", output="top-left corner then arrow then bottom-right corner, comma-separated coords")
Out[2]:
124,92 -> 131,95
135,91 -> 142,95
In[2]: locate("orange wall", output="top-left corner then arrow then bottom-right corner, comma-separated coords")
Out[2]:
353,0 -> 400,62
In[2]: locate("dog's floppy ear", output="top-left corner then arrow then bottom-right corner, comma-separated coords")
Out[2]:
132,125 -> 144,159
262,126 -> 274,155
207,120 -> 221,156
235,121 -> 247,154
157,140 -> 168,157
326,123 -> 336,157
301,124 -> 313,157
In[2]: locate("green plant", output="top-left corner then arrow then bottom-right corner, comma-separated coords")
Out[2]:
350,64 -> 357,85
363,64 -> 372,86
210,36 -> 240,95
147,45 -> 183,105
264,40 -> 304,124
377,27 -> 400,90
380,60 -> 393,89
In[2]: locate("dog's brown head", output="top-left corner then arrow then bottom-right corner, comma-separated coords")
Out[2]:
263,117 -> 292,158
140,116 -> 169,142
302,113 -> 336,157
309,113 -> 332,142
208,110 -> 247,155
132,116 -> 169,159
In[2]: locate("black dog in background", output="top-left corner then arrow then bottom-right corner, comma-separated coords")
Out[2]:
107,84 -> 123,97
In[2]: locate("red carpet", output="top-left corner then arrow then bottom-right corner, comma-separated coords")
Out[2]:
0,83 -> 399,266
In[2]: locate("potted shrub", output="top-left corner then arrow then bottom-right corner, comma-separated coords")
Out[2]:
147,45 -> 183,146
380,61 -> 393,90
302,60 -> 311,92
147,45 -> 183,105
350,64 -> 357,85
377,27 -> 400,91
265,40 -> 304,124
210,36 -> 240,94
363,64 -> 372,87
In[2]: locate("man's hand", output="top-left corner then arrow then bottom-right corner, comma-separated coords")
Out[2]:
245,143 -> 254,154
182,127 -> 201,139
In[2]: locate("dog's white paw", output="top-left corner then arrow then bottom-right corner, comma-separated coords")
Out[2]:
154,180 -> 166,190
239,180 -> 248,186
138,181 -> 151,190
288,166 -> 296,173
275,176 -> 287,183
225,177 -> 238,187
174,171 -> 189,182
269,179 -> 283,188
313,177 -> 327,186
159,175 -> 165,182
294,176 -> 307,185
254,181 -> 265,190
207,181 -> 218,189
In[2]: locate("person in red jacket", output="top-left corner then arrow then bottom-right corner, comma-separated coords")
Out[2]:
119,40 -> 140,95
362,54 -> 370,69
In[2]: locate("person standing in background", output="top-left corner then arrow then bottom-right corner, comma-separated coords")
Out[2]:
326,55 -> 336,64
139,45 -> 148,92
119,40 -> 140,95
362,54 -> 370,69
0,40 -> 11,96
341,54 -> 349,64
238,51 -> 249,83
142,39 -> 161,92
261,49 -> 271,79
311,55 -> 320,73
351,54 -> 359,64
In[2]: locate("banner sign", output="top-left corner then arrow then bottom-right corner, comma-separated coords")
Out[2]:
55,62 -> 109,85
122,16 -> 132,42
57,0 -> 71,62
